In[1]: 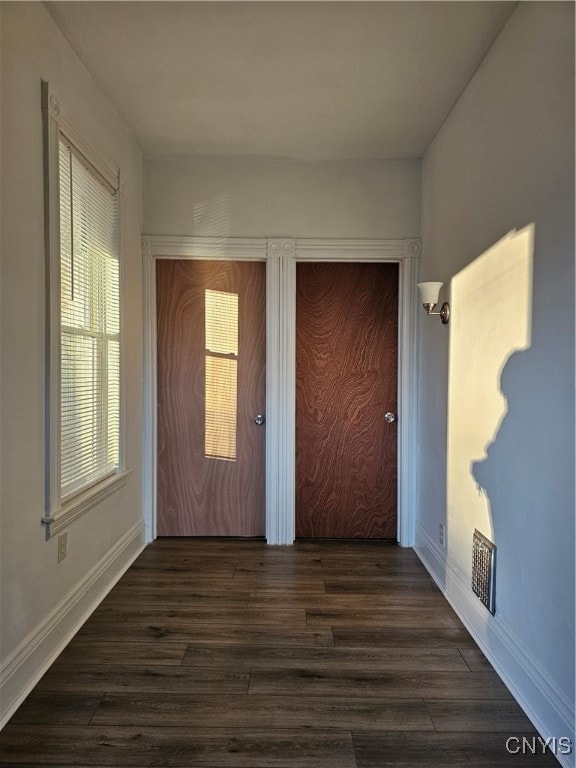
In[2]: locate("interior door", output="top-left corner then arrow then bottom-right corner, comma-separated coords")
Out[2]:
296,262 -> 398,539
156,259 -> 266,536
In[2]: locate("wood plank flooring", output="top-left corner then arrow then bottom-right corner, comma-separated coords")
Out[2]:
0,539 -> 559,767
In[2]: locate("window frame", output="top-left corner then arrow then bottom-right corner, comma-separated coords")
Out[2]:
42,81 -> 129,539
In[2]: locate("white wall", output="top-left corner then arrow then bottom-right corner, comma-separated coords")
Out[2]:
144,155 -> 421,239
417,3 -> 575,762
0,3 -> 144,724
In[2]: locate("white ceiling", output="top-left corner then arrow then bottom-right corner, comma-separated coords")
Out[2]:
47,1 -> 516,159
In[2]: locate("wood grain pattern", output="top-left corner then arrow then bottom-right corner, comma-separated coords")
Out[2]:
296,263 -> 398,539
156,260 -> 266,536
88,606 -> 307,627
9,693 -> 103,725
324,578 -> 438,594
248,669 -> 513,699
75,621 -> 333,646
248,591 -> 448,609
233,562 -> 428,579
91,694 -> 434,731
37,665 -> 249,694
0,726 -> 356,767
425,700 -> 536,732
332,627 -> 478,649
0,539 -> 550,768
101,588 -> 249,608
352,732 -> 555,767
459,647 -> 493,670
306,607 -> 464,628
50,641 -> 187,666
181,644 -> 469,672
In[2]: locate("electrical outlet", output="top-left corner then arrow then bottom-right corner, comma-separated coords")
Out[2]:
57,533 -> 68,562
439,523 -> 445,547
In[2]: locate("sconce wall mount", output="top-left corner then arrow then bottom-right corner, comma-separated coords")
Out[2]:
417,281 -> 450,325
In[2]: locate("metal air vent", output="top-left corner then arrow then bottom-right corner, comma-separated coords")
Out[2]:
472,529 -> 496,615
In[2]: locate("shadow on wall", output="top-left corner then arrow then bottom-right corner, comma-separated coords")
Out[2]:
472,346 -> 534,564
446,225 -> 534,613
444,212 -> 575,743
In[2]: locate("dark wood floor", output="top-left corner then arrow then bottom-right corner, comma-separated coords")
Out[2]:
0,539 -> 559,766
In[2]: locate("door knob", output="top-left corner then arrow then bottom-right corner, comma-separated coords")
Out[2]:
254,414 -> 265,425
384,412 -> 396,423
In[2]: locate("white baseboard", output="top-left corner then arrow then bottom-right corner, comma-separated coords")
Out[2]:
415,524 -> 575,768
0,520 -> 145,729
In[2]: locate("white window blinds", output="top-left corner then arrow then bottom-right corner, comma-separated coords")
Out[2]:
59,139 -> 120,499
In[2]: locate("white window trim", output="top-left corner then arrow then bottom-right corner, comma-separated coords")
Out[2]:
41,81 -> 129,539
142,235 -> 420,546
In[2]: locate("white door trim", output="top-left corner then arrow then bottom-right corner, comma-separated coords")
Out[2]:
142,235 -> 420,546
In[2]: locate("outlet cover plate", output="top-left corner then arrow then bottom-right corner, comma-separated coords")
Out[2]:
57,533 -> 67,563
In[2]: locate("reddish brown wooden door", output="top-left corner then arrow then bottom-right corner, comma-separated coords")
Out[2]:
296,262 -> 398,539
156,260 -> 266,536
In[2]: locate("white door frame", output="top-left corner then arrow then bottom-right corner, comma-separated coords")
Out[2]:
142,235 -> 420,546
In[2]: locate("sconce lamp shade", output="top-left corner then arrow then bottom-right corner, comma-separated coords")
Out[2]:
417,281 -> 444,306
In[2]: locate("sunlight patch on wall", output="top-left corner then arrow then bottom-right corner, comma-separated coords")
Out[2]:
447,226 -> 534,560
205,289 -> 239,461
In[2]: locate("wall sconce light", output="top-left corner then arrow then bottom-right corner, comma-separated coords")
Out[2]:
417,281 -> 450,325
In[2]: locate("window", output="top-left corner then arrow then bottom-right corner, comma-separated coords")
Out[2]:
42,82 -> 127,535
59,140 -> 120,499
204,289 -> 239,461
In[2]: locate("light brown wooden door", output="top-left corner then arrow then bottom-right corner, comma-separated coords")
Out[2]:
156,260 -> 266,536
296,262 -> 398,539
